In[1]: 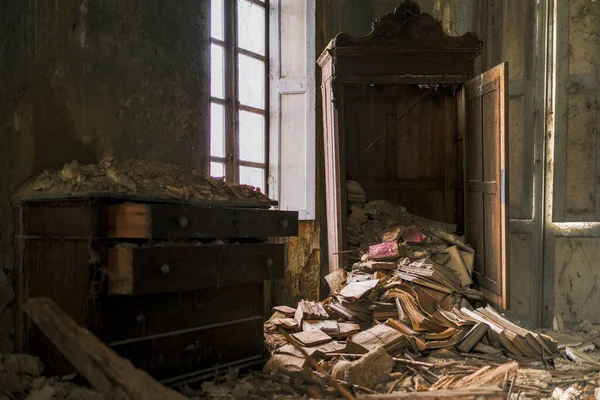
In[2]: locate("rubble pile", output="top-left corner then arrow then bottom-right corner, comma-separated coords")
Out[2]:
346,180 -> 457,253
14,156 -> 272,205
259,187 -> 574,398
0,354 -> 104,400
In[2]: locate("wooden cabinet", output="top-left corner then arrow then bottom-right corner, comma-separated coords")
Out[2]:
14,198 -> 298,383
318,0 -> 509,308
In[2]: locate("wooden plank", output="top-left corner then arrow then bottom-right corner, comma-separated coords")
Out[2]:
457,87 -> 467,233
444,95 -> 458,224
321,67 -> 346,272
108,247 -> 134,294
108,243 -> 284,295
110,318 -> 265,381
19,201 -> 103,238
334,54 -> 477,77
354,386 -> 503,399
107,203 -> 151,239
356,179 -> 445,192
101,283 -> 263,342
22,297 -> 187,400
20,239 -> 97,329
107,204 -> 298,239
465,63 -> 510,309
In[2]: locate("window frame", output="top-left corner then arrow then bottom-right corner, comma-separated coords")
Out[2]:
210,0 -> 270,192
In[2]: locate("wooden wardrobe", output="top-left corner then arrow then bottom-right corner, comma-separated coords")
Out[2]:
318,0 -> 510,308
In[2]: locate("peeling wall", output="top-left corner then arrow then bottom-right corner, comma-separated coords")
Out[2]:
438,0 -> 600,327
548,0 -> 600,326
281,222 -> 322,305
0,0 -> 210,351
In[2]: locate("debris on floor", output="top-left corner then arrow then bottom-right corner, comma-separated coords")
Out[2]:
251,196 -> 600,399
23,297 -> 188,400
0,353 -> 105,400
14,156 -> 272,204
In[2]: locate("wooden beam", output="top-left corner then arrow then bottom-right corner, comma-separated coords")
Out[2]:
355,386 -> 504,399
23,297 -> 187,400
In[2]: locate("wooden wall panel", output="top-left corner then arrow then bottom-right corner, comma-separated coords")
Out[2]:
342,84 -> 458,225
508,95 -> 526,218
509,233 -> 533,318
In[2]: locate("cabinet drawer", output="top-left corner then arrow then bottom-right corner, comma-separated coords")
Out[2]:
107,203 -> 298,239
101,283 -> 263,343
110,318 -> 265,381
108,243 -> 284,295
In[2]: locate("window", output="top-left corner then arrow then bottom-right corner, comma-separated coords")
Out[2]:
210,0 -> 316,220
210,0 -> 269,193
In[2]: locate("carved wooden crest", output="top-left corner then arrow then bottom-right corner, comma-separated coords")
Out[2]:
333,0 -> 482,56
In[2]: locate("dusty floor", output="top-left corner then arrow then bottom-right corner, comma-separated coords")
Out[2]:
189,327 -> 600,400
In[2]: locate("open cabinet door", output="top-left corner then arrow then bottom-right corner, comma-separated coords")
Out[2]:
464,62 -> 509,309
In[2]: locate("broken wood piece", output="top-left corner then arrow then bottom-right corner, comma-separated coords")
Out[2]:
565,346 -> 600,367
347,324 -> 406,355
273,305 -> 296,316
332,347 -> 394,390
276,343 -> 324,358
368,242 -> 400,261
381,227 -> 405,243
453,361 -> 518,388
385,318 -> 417,336
333,323 -> 362,338
473,342 -> 503,356
263,353 -> 308,374
373,271 -> 392,283
325,269 -> 348,293
282,333 -> 356,400
444,246 -> 472,286
424,227 -> 475,254
291,330 -> 333,347
456,323 -> 488,353
401,226 -> 422,243
22,297 -> 187,400
394,298 -> 408,323
366,261 -> 397,270
339,279 -> 379,302
273,317 -> 301,331
294,300 -> 329,325
302,320 -> 340,335
460,251 -> 474,274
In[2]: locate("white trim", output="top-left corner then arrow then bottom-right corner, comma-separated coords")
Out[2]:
268,0 -> 281,203
268,0 -> 316,220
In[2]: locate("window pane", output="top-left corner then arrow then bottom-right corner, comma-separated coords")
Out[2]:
211,162 -> 225,178
239,111 -> 265,163
210,103 -> 225,157
237,0 -> 265,56
211,0 -> 224,40
240,166 -> 266,193
238,55 -> 265,109
211,44 -> 225,99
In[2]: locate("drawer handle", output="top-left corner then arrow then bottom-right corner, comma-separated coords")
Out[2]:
178,216 -> 189,228
160,264 -> 170,275
266,258 -> 274,268
136,315 -> 145,324
280,219 -> 289,228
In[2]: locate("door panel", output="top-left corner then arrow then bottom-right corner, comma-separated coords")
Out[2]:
465,62 -> 509,308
